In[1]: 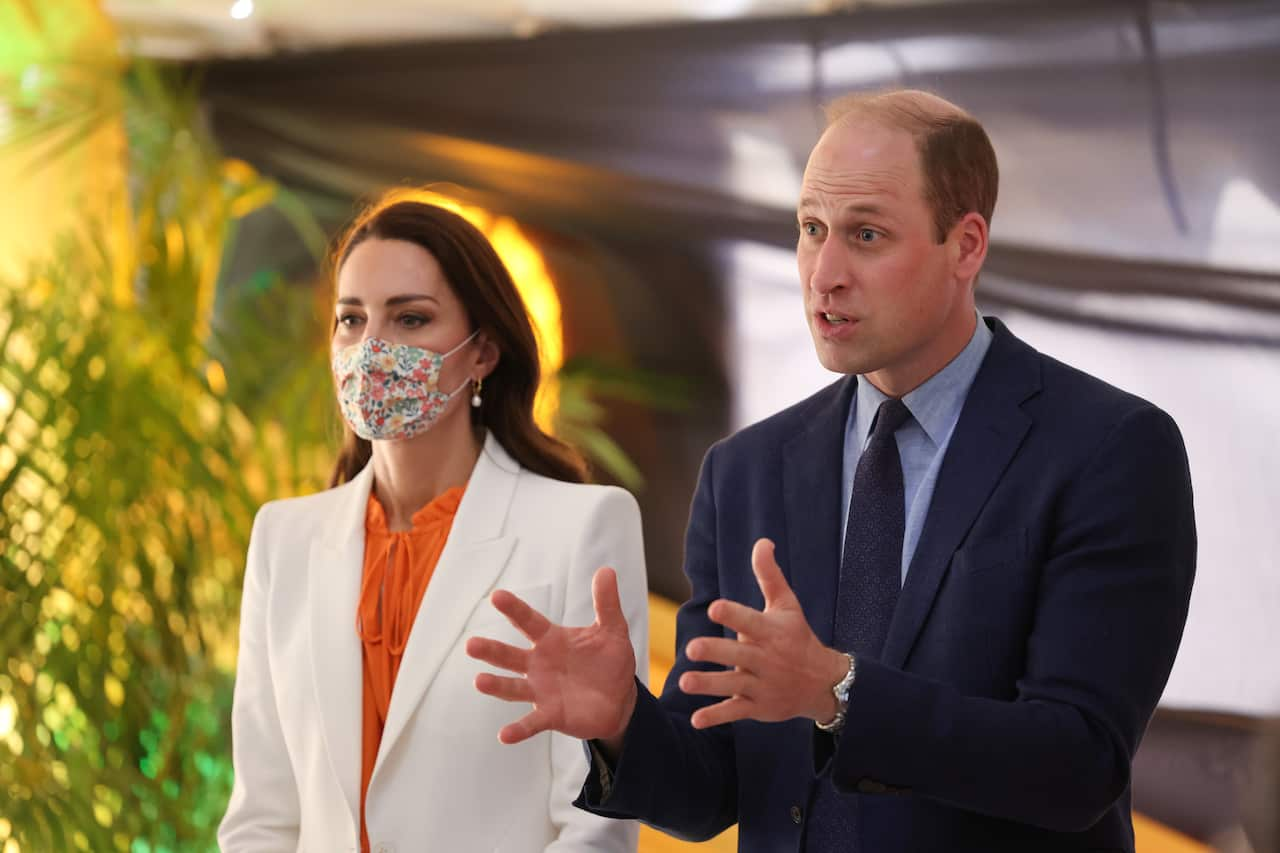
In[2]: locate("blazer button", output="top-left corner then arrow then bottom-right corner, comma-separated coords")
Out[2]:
790,805 -> 803,824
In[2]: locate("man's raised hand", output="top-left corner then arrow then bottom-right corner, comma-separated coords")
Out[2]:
678,538 -> 848,729
467,567 -> 638,746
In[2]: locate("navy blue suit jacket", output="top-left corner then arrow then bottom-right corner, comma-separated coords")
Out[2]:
579,318 -> 1196,852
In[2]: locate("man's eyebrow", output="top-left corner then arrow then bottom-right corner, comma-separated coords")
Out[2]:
797,197 -> 891,217
843,203 -> 889,217
335,294 -> 439,306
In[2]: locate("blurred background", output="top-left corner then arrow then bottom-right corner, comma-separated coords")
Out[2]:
1,0 -> 1277,851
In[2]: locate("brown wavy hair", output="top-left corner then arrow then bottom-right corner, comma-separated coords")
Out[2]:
326,195 -> 587,487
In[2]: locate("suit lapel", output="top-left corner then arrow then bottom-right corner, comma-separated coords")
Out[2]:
307,463 -> 374,832
373,433 -> 519,775
881,319 -> 1041,669
782,376 -> 858,646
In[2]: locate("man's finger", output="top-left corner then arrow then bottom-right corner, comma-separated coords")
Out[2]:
751,538 -> 797,607
591,567 -> 628,632
690,696 -> 754,729
707,599 -> 767,637
678,669 -> 754,699
473,672 -> 535,704
498,707 -> 552,745
685,636 -> 762,671
490,588 -> 553,642
465,636 -> 531,674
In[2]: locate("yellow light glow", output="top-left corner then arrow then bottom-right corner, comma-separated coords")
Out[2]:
0,695 -> 16,737
103,675 -> 124,708
205,360 -> 227,396
377,189 -> 564,431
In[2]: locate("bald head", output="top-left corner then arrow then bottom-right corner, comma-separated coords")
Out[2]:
825,88 -> 970,129
817,89 -> 999,243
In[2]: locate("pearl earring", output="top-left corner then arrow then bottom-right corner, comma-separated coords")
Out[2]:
471,378 -> 483,409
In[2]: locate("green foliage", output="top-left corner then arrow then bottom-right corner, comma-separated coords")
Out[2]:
555,357 -> 694,489
0,260 -> 252,852
1,54 -> 330,852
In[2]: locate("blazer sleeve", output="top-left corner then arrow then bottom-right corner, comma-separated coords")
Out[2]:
576,444 -> 741,842
545,487 -> 649,852
218,503 -> 302,851
832,404 -> 1197,832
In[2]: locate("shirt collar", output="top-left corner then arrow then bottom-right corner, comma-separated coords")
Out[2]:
853,312 -> 993,448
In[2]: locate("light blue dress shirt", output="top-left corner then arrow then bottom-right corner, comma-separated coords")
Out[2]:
840,314 -> 994,583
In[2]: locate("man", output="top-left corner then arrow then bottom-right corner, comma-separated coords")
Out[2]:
467,89 -> 1196,852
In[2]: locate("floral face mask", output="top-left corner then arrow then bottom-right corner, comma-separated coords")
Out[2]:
332,330 -> 478,441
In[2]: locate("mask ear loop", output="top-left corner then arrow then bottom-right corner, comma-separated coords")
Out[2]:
441,328 -> 483,406
441,328 -> 480,358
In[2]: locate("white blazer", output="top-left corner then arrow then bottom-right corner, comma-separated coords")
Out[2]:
219,434 -> 648,852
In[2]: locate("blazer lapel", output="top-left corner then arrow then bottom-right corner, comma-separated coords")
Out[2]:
373,433 -> 519,774
782,376 -> 858,646
307,463 -> 374,832
881,319 -> 1041,669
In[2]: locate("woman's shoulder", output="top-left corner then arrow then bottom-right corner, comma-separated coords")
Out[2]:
251,477 -> 364,534
511,470 -> 640,526
518,469 -> 635,504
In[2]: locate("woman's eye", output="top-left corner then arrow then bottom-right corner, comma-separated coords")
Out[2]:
337,314 -> 363,328
400,314 -> 428,328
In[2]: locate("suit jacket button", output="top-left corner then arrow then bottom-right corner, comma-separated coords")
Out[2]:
790,805 -> 803,824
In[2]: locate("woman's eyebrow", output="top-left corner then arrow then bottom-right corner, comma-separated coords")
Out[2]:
336,294 -> 439,306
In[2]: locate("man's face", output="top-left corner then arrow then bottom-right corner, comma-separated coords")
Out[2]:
796,118 -> 968,390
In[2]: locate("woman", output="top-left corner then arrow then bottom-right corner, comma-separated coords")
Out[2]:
219,197 -> 648,852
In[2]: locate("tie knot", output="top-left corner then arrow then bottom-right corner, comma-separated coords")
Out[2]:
870,398 -> 911,440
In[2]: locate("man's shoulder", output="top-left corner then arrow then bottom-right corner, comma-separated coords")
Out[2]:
987,316 -> 1171,430
1035,347 -> 1169,431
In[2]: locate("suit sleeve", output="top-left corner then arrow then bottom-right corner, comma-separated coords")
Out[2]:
832,404 -> 1197,831
575,444 -> 741,842
545,487 -> 648,852
218,503 -> 302,851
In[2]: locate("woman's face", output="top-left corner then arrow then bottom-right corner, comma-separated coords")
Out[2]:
332,237 -> 483,393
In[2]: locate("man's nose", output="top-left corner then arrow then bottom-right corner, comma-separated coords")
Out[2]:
807,238 -> 849,295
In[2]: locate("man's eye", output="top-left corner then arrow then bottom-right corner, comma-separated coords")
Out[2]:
801,222 -> 822,237
857,228 -> 879,243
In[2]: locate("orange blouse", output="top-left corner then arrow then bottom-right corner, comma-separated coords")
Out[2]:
356,485 -> 464,853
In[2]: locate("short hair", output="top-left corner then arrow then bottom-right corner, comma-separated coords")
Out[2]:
824,89 -> 999,244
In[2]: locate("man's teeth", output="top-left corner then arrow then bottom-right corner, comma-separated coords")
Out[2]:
824,313 -> 848,324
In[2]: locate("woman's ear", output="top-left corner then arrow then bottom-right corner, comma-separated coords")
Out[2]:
473,331 -> 500,380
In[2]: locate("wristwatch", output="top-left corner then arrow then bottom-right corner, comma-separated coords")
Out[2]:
815,653 -> 856,733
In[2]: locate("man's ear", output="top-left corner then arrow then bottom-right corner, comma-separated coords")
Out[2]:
950,212 -> 989,284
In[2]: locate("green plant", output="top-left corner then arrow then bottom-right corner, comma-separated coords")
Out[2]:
1,47 -> 329,852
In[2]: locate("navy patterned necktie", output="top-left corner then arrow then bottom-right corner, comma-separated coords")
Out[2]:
835,397 -> 912,659
806,397 -> 911,852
